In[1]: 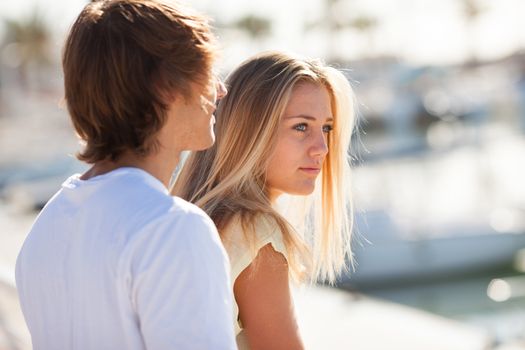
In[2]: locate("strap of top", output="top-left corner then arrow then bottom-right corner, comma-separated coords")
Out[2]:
223,215 -> 288,284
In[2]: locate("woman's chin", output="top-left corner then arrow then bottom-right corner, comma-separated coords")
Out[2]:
289,186 -> 316,197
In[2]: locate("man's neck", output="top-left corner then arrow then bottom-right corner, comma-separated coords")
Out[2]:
80,149 -> 180,188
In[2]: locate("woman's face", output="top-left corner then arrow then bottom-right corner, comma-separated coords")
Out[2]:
266,82 -> 333,201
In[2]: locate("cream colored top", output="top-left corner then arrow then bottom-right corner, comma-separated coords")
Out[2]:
221,215 -> 288,349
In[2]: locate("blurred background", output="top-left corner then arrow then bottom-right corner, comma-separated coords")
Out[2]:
0,0 -> 524,349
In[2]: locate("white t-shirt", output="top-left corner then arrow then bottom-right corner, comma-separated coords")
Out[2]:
15,167 -> 236,350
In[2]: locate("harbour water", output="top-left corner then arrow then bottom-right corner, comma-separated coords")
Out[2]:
346,271 -> 525,347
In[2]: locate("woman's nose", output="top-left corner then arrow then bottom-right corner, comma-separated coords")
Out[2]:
310,131 -> 329,158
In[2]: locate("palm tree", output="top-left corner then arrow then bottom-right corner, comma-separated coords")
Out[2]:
461,0 -> 486,62
232,15 -> 272,41
305,0 -> 378,62
214,14 -> 272,54
350,15 -> 378,57
2,9 -> 52,88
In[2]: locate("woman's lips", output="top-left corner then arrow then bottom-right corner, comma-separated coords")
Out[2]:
299,167 -> 321,175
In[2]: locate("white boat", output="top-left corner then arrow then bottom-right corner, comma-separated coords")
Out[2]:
341,212 -> 525,287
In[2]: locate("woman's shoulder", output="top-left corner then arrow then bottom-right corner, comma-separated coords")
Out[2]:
221,213 -> 288,278
222,213 -> 283,246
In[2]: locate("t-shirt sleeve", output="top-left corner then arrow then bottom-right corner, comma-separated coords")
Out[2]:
228,216 -> 288,285
127,211 -> 236,350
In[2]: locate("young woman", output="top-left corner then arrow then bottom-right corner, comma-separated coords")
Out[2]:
172,51 -> 356,350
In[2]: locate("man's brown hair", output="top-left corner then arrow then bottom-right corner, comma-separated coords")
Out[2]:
63,0 -> 217,163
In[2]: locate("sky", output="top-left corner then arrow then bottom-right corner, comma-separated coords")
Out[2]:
1,0 -> 524,67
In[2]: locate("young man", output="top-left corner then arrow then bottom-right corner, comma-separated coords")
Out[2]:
15,1 -> 236,349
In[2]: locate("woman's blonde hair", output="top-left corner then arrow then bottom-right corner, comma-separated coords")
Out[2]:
171,51 -> 355,283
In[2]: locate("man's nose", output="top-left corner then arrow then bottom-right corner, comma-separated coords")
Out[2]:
216,79 -> 227,100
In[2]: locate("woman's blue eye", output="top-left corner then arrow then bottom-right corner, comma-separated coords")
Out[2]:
294,123 -> 307,132
323,125 -> 333,133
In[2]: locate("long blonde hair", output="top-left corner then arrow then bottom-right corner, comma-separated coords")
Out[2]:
171,51 -> 355,283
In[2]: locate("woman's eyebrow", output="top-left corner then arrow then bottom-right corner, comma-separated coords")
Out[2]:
284,114 -> 334,122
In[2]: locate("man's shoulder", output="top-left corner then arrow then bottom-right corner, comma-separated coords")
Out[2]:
124,195 -> 219,248
128,196 -> 227,268
162,196 -> 219,241
169,196 -> 210,220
